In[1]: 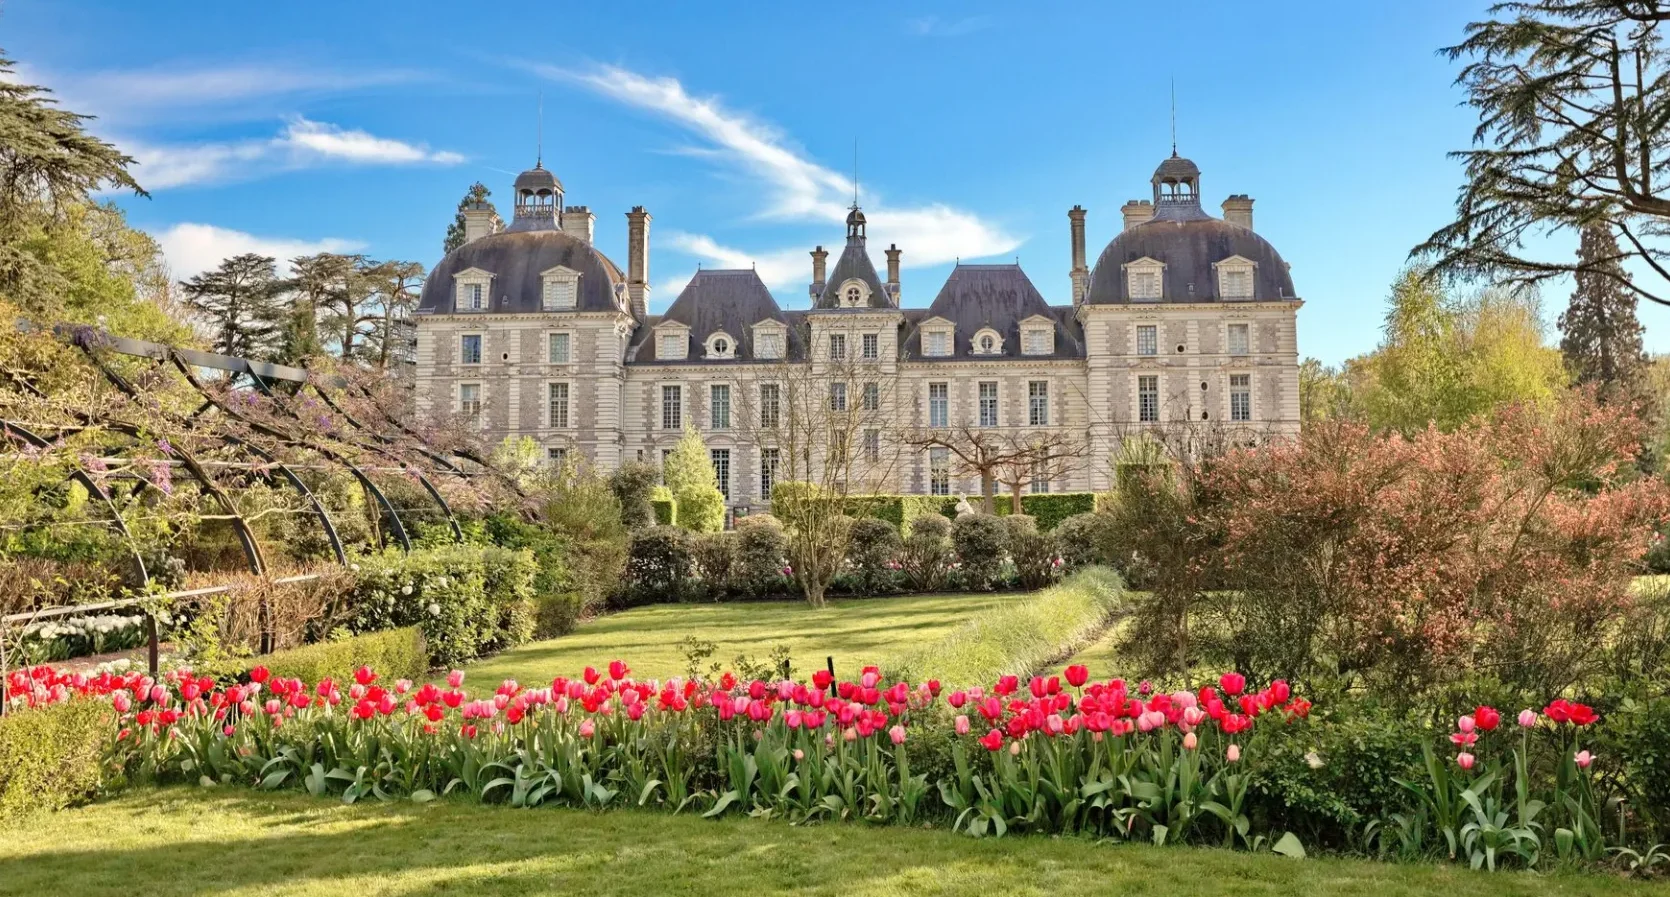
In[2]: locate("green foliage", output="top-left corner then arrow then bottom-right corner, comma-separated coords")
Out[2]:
442,181 -> 497,254
608,461 -> 661,530
689,531 -> 739,600
950,513 -> 1010,591
0,699 -> 108,823
1559,224 -> 1647,400
349,546 -> 538,667
483,513 -> 577,637
823,493 -> 1096,534
988,494 -> 1097,531
179,253 -> 285,358
251,626 -> 429,685
538,469 -> 629,623
732,515 -> 788,598
1053,512 -> 1117,571
663,429 -> 724,533
650,487 -> 678,527
885,567 -> 1123,685
899,514 -> 953,592
624,525 -> 694,605
847,517 -> 902,596
1003,515 -> 1060,590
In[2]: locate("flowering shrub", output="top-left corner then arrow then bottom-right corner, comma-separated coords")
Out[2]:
16,612 -> 147,664
349,545 -> 537,667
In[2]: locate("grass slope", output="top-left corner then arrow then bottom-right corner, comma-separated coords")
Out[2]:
462,592 -> 1025,684
3,789 -> 1658,897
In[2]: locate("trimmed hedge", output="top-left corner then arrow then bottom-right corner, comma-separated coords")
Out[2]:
251,626 -> 429,684
0,699 -> 108,823
350,545 -> 538,667
797,493 -> 1099,533
650,487 -> 678,527
883,567 -> 1124,687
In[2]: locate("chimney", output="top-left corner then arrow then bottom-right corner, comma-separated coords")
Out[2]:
561,205 -> 595,244
1221,194 -> 1254,231
1120,200 -> 1154,231
1067,206 -> 1089,304
626,206 -> 651,318
462,201 -> 499,245
884,244 -> 901,303
809,245 -> 828,301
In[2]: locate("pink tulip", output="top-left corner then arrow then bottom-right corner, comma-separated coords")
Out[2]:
1456,752 -> 1476,771
1226,743 -> 1241,763
1575,750 -> 1594,769
446,670 -> 465,688
111,691 -> 132,713
578,718 -> 595,739
955,714 -> 971,735
1183,732 -> 1198,750
1457,714 -> 1475,734
889,724 -> 907,745
1517,709 -> 1537,728
793,749 -> 805,761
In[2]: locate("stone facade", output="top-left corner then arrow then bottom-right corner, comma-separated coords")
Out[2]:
414,153 -> 1303,510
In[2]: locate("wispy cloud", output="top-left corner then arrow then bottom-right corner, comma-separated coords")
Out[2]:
127,117 -> 465,189
533,64 -> 1019,297
906,15 -> 996,37
154,223 -> 366,281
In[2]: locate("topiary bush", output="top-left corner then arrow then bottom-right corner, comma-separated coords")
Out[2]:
624,525 -> 693,605
846,517 -> 902,596
349,545 -> 537,667
899,513 -> 953,592
650,488 -> 678,527
1053,511 -> 1118,571
951,513 -> 1011,590
1004,514 -> 1060,590
483,513 -> 579,638
689,531 -> 739,600
733,515 -> 788,598
477,546 -> 538,654
250,626 -> 429,684
0,699 -> 109,823
608,461 -> 661,530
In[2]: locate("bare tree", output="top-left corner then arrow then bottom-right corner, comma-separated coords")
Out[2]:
732,319 -> 903,606
903,425 -> 1086,513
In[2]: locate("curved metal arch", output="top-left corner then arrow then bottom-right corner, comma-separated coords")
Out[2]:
158,353 -> 412,553
0,419 -> 151,587
223,435 -> 348,565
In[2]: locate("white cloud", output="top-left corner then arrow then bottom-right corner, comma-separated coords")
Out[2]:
155,223 -> 366,281
126,117 -> 465,189
534,64 -> 1019,286
67,64 -> 421,110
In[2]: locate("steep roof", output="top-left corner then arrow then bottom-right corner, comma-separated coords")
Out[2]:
1084,217 -> 1296,305
815,229 -> 893,309
417,230 -> 628,316
626,269 -> 803,363
901,264 -> 1084,360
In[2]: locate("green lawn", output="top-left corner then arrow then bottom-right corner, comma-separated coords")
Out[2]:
5,789 -> 1660,897
462,592 -> 1025,685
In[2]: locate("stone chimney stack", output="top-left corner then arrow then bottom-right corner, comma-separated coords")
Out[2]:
626,206 -> 651,318
809,245 -> 828,301
1068,205 -> 1089,304
884,244 -> 901,303
1221,195 -> 1254,231
1120,200 -> 1154,231
561,205 -> 595,244
462,201 -> 499,245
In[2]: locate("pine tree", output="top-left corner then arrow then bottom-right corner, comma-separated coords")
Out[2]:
179,254 -> 283,357
442,182 -> 498,254
1559,224 -> 1646,401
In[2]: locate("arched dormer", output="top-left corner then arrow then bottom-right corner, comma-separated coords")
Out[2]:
971,327 -> 1004,356
837,278 -> 871,308
704,331 -> 737,360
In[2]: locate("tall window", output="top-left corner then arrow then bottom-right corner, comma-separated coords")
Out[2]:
1028,381 -> 1050,426
929,447 -> 950,496
925,331 -> 950,357
548,382 -> 570,428
928,382 -> 948,427
1221,268 -> 1252,299
760,448 -> 780,500
829,381 -> 848,412
459,334 -> 482,365
661,384 -> 682,430
460,282 -> 484,311
1227,323 -> 1250,356
863,429 -> 880,463
1030,460 -> 1049,494
978,381 -> 999,427
758,383 -> 780,428
1129,270 -> 1161,300
862,381 -> 880,412
710,449 -> 731,500
458,383 -> 482,419
861,333 -> 879,360
1136,325 -> 1157,357
829,333 -> 847,361
1138,375 -> 1159,423
757,331 -> 783,359
1025,328 -> 1049,355
548,332 -> 571,364
709,384 -> 731,429
1230,374 -> 1252,422
658,333 -> 682,359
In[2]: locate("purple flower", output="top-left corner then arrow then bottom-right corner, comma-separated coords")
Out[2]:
156,438 -> 173,456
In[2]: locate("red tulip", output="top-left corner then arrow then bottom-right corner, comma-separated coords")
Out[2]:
249,666 -> 270,684
1064,665 -> 1089,688
354,666 -> 377,686
1474,706 -> 1501,731
811,669 -> 833,691
608,660 -> 629,682
1219,672 -> 1246,697
979,729 -> 1004,751
994,675 -> 1019,697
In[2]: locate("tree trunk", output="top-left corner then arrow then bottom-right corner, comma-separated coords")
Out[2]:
802,575 -> 826,608
981,472 -> 996,513
1010,479 -> 1024,517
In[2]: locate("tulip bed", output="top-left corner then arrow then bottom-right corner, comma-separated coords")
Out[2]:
1,659 -> 1634,874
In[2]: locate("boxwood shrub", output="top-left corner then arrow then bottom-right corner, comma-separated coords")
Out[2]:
0,699 -> 109,823
800,493 -> 1098,533
251,626 -> 429,683
350,545 -> 538,667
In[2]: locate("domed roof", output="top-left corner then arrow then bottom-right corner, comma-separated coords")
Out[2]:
846,206 -> 866,227
513,163 -> 563,193
1152,153 -> 1201,183
417,229 -> 628,316
1085,216 -> 1296,304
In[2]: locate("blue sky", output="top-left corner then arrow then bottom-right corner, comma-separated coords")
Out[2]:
6,0 -> 1666,364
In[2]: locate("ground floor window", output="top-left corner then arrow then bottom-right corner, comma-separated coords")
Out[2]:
929,447 -> 950,495
710,448 -> 731,500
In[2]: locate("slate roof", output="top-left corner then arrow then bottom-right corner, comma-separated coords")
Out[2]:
416,229 -> 629,316
900,264 -> 1084,361
625,269 -> 804,364
1084,214 -> 1297,305
814,210 -> 894,309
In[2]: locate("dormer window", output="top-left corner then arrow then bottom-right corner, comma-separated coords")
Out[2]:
1123,258 -> 1165,302
1020,315 -> 1055,356
705,332 -> 736,360
453,267 -> 494,312
845,286 -> 862,306
1214,256 -> 1257,301
837,278 -> 870,308
654,323 -> 690,361
753,321 -> 786,360
972,328 -> 1003,356
541,265 -> 581,311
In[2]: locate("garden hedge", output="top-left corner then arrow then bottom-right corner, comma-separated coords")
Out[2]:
0,698 -> 108,823
884,566 -> 1124,686
251,626 -> 429,684
650,491 -> 678,527
786,493 -> 1100,533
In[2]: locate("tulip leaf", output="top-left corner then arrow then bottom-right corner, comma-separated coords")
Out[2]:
410,789 -> 436,804
1272,831 -> 1307,859
259,769 -> 291,790
1151,824 -> 1168,846
703,790 -> 739,818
